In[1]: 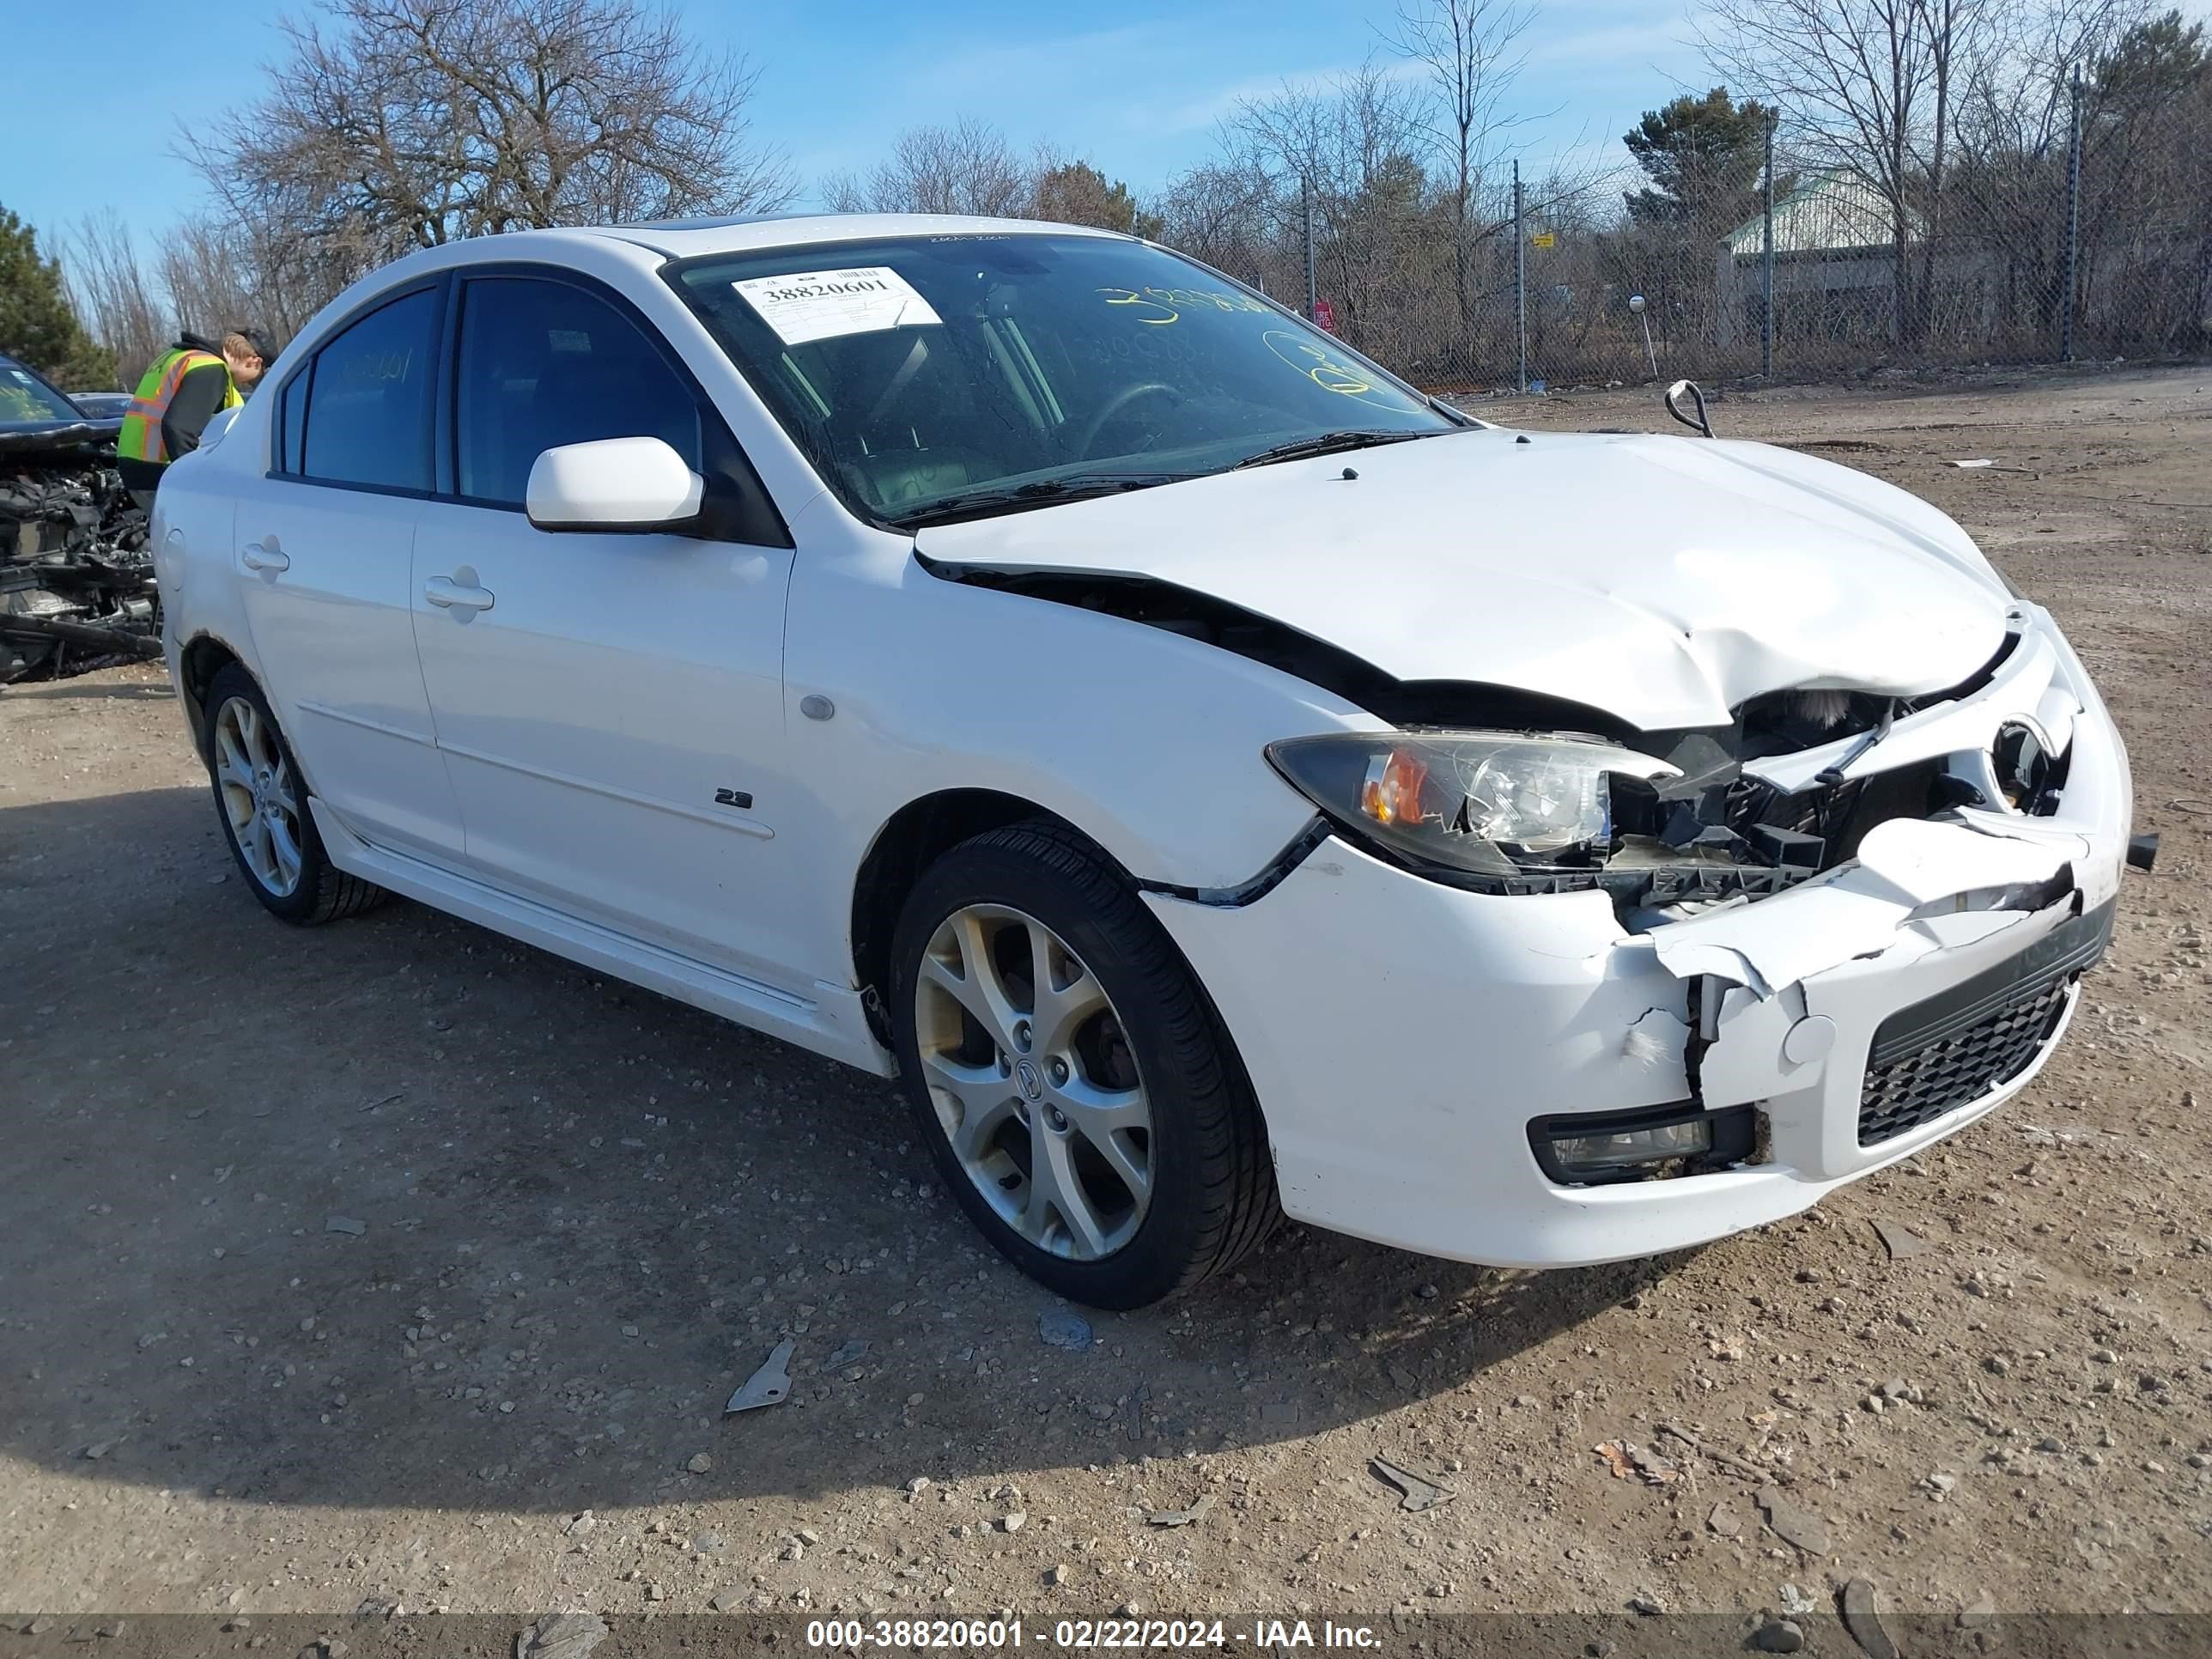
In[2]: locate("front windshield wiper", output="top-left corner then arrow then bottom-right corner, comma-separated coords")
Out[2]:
896,472 -> 1194,531
1229,429 -> 1437,470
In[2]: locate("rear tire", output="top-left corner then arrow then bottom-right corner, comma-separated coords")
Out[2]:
887,820 -> 1277,1308
203,664 -> 386,925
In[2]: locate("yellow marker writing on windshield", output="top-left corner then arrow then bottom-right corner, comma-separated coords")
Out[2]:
1098,287 -> 1180,325
1260,330 -> 1416,410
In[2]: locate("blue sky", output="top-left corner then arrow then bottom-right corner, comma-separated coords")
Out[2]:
4,0 -> 1707,252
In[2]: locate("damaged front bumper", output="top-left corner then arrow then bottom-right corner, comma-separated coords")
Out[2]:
1,421 -> 159,683
1142,604 -> 2131,1267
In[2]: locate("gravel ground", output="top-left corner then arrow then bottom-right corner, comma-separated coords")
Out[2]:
3,366 -> 2208,1638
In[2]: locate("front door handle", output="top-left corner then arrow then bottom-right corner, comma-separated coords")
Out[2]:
424,575 -> 495,612
240,541 -> 289,573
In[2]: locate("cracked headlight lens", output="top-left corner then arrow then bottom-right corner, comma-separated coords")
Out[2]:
1267,732 -> 1680,878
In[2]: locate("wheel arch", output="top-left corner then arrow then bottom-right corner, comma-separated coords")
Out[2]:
849,789 -> 1121,1048
178,631 -> 249,756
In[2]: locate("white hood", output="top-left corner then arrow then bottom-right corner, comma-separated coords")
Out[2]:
915,428 -> 2011,730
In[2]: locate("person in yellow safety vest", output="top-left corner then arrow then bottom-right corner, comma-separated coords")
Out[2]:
117,328 -> 272,511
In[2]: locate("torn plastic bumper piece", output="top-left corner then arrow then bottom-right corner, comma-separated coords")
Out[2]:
1646,814 -> 2089,1002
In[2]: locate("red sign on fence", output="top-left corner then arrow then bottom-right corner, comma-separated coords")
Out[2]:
1310,298 -> 1336,333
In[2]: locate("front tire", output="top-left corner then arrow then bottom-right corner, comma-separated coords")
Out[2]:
888,821 -> 1277,1308
203,664 -> 385,925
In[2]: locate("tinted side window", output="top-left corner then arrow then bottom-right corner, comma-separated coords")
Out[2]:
455,277 -> 702,507
300,289 -> 436,492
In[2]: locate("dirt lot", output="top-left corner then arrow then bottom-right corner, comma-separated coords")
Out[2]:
3,367 -> 2209,1642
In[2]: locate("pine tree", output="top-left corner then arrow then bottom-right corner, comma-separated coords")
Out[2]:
0,206 -> 117,390
1621,88 -> 1773,228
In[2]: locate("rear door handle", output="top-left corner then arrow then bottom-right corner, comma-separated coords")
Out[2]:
240,541 -> 289,573
424,576 -> 495,612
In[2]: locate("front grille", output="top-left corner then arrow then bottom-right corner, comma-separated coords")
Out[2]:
1856,897 -> 2114,1146
1857,978 -> 2071,1145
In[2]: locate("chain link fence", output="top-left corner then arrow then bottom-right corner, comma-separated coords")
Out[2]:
1176,83 -> 2212,395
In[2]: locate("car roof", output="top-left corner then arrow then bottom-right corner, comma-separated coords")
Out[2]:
286,215 -> 1150,362
532,212 -> 1134,261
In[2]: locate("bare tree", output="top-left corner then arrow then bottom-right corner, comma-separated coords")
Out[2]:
1945,0 -> 2137,337
182,0 -> 793,288
66,212 -> 169,385
1152,161 -> 1284,282
1236,62 -> 1438,339
159,217 -> 300,345
1699,0 -> 1997,343
823,119 -> 1032,216
1387,0 -> 1534,355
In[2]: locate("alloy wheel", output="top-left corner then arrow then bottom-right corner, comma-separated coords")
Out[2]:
912,904 -> 1154,1260
213,695 -> 303,897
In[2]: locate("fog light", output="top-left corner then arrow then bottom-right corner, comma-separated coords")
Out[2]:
1528,1104 -> 1756,1186
1551,1117 -> 1711,1172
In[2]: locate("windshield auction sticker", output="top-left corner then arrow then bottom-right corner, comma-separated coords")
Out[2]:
732,266 -> 943,345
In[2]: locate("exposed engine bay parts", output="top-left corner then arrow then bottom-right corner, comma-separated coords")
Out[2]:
1,416 -> 161,684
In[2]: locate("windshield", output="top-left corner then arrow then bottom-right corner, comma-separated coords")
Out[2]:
0,360 -> 88,427
670,234 -> 1456,527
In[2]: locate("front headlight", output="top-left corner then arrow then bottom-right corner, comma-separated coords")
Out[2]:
1267,732 -> 1680,878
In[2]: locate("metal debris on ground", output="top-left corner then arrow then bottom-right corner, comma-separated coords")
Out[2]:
1370,1455 -> 1455,1512
514,1610 -> 609,1659
324,1216 -> 368,1237
1038,1310 -> 1093,1351
1,404 -> 160,685
725,1337 -> 796,1413
825,1338 -> 870,1370
1142,1492 -> 1216,1528
1595,1439 -> 1680,1486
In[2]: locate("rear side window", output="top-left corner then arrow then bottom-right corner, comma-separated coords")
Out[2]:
297,289 -> 437,492
453,276 -> 702,507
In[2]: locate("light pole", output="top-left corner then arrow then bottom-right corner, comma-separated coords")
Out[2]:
1629,294 -> 1658,380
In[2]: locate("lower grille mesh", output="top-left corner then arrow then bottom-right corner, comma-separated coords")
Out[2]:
1857,978 -> 2072,1146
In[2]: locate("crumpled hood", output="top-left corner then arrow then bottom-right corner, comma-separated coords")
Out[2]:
915,428 -> 2011,730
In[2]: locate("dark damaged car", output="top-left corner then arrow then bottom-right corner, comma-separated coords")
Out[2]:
1,352 -> 161,683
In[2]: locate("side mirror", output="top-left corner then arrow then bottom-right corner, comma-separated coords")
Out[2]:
526,436 -> 705,533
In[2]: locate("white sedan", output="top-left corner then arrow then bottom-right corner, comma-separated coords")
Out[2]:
153,213 -> 2134,1307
